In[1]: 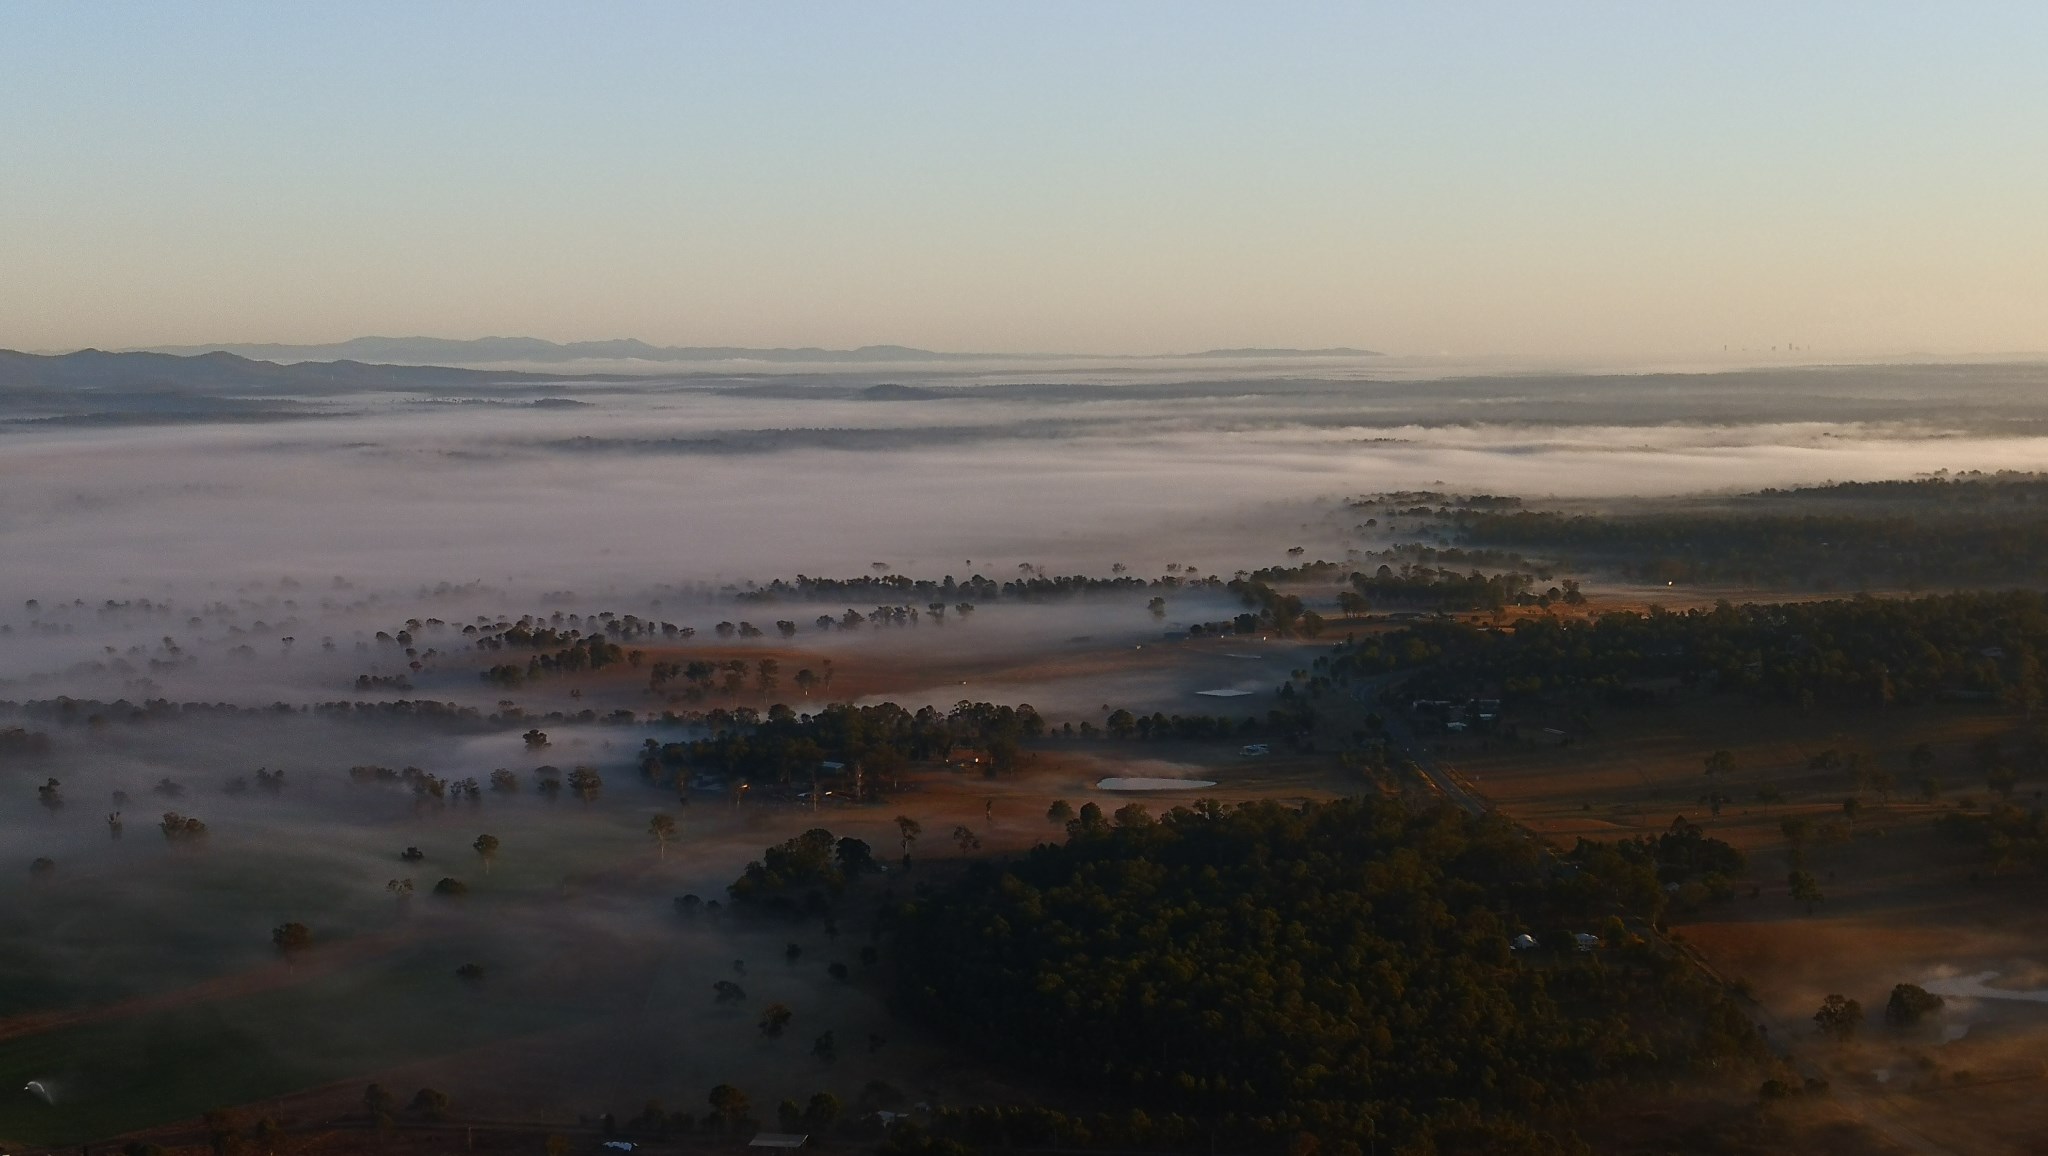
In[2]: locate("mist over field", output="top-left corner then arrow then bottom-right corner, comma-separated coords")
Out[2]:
16,4 -> 2048,1148
7,352 -> 2048,1148
10,353 -> 2048,713
8,356 -> 2048,604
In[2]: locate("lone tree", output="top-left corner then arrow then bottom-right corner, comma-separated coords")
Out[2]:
161,812 -> 208,842
203,1110 -> 241,1156
650,813 -> 677,860
835,836 -> 875,876
409,1088 -> 450,1121
804,1092 -> 842,1130
1886,983 -> 1945,1028
272,921 -> 312,968
472,833 -> 500,874
252,1116 -> 286,1156
952,825 -> 982,853
523,729 -> 550,750
1047,799 -> 1075,825
1813,993 -> 1864,1042
364,1083 -> 397,1117
707,1085 -> 750,1132
1106,709 -> 1137,739
895,815 -> 922,854
713,979 -> 747,1003
1704,749 -> 1734,778
1788,869 -> 1824,913
759,1002 -> 793,1037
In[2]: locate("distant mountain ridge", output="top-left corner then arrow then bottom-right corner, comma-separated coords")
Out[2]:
0,347 -> 582,398
0,344 -> 1387,402
0,343 -> 1391,427
144,337 -> 971,365
1186,347 -> 1380,358
138,336 -> 1382,365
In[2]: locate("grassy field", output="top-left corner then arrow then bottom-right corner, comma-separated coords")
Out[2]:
0,941 -> 567,1147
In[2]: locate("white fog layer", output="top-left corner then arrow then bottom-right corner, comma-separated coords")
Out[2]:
7,358 -> 2048,599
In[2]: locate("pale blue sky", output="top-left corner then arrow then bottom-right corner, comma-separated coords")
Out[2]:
4,2 -> 2046,355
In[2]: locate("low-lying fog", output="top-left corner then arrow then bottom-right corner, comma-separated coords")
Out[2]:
5,355 -> 2048,1138
8,359 -> 2048,602
10,357 -> 2048,716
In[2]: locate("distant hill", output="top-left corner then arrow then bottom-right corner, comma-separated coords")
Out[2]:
137,337 -> 1383,366
143,337 -> 996,366
0,345 -> 1392,402
859,383 -> 943,400
1184,347 -> 1382,358
0,348 -> 584,403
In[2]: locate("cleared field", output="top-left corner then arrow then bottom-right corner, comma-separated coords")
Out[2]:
0,942 -> 564,1146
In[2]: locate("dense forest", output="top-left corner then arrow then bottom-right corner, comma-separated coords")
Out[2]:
1329,590 -> 2048,711
1753,472 -> 2048,506
1218,567 -> 1553,637
734,571 -> 1226,605
1345,566 -> 1551,613
891,798 -> 1762,1155
1450,474 -> 2048,589
651,700 -> 1045,785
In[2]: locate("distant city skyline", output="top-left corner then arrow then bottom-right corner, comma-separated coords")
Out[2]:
5,2 -> 2047,357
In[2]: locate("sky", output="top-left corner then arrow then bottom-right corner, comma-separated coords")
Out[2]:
4,2 -> 2047,358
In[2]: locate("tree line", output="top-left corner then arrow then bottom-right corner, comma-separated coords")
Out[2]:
1450,481 -> 2048,589
734,571 -> 1226,605
654,700 -> 1046,787
1328,590 -> 2048,711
